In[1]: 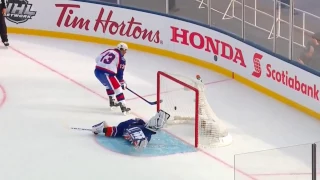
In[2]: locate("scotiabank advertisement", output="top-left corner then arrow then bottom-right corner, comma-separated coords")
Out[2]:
250,54 -> 320,109
6,0 -> 320,113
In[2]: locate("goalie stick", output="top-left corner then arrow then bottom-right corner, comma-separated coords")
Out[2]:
70,127 -> 91,131
127,87 -> 162,105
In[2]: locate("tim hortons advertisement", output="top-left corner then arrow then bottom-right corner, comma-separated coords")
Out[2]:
54,3 -> 162,46
7,1 -> 166,47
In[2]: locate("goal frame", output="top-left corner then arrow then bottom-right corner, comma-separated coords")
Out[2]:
156,71 -> 200,148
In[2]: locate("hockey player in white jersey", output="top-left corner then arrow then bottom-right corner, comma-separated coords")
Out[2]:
94,42 -> 130,115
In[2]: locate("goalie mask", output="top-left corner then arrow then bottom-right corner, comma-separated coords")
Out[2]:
145,110 -> 170,132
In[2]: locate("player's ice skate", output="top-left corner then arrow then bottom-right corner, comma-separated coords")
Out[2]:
109,96 -> 120,110
92,121 -> 106,135
120,103 -> 131,115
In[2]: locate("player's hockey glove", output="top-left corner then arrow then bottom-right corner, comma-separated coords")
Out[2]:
120,80 -> 127,90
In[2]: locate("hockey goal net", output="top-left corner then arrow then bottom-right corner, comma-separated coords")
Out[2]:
157,71 -> 232,148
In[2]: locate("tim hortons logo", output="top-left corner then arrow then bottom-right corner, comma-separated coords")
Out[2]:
170,26 -> 247,67
251,53 -> 263,78
55,4 -> 161,43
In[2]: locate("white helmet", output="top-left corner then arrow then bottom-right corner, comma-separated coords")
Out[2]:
117,42 -> 128,50
145,110 -> 170,132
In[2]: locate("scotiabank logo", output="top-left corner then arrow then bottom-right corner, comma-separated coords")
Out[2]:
266,64 -> 319,101
170,26 -> 247,67
251,53 -> 263,78
55,4 -> 161,44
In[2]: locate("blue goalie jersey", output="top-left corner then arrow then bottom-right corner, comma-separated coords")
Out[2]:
105,119 -> 156,143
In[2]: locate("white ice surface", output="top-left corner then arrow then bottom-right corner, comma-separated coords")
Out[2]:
1,34 -> 320,180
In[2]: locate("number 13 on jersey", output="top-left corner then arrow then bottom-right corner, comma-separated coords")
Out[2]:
100,52 -> 116,64
95,49 -> 121,75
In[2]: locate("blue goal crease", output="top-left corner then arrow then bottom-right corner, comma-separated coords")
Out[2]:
95,130 -> 197,157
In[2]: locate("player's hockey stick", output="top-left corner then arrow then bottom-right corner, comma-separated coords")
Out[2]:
127,87 -> 162,105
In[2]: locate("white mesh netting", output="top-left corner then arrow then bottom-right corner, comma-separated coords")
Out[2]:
158,72 -> 232,148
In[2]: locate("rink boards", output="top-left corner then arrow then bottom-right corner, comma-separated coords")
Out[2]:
5,0 -> 320,119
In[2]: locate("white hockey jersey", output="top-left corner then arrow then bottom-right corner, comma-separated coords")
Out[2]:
95,49 -> 122,75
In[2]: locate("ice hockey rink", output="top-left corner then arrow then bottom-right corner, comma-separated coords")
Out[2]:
1,34 -> 320,180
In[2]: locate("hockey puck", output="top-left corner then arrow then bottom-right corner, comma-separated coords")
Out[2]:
214,55 -> 218,61
174,106 -> 177,110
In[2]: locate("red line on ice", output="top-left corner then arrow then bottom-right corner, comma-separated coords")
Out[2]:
0,84 -> 7,109
10,46 -> 256,180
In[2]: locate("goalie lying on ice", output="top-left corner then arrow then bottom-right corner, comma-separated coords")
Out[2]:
92,110 -> 171,148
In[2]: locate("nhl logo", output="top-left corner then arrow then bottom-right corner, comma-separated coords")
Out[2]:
5,0 -> 36,24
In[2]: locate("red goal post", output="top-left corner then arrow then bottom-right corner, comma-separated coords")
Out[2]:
157,71 -> 200,147
156,71 -> 232,148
